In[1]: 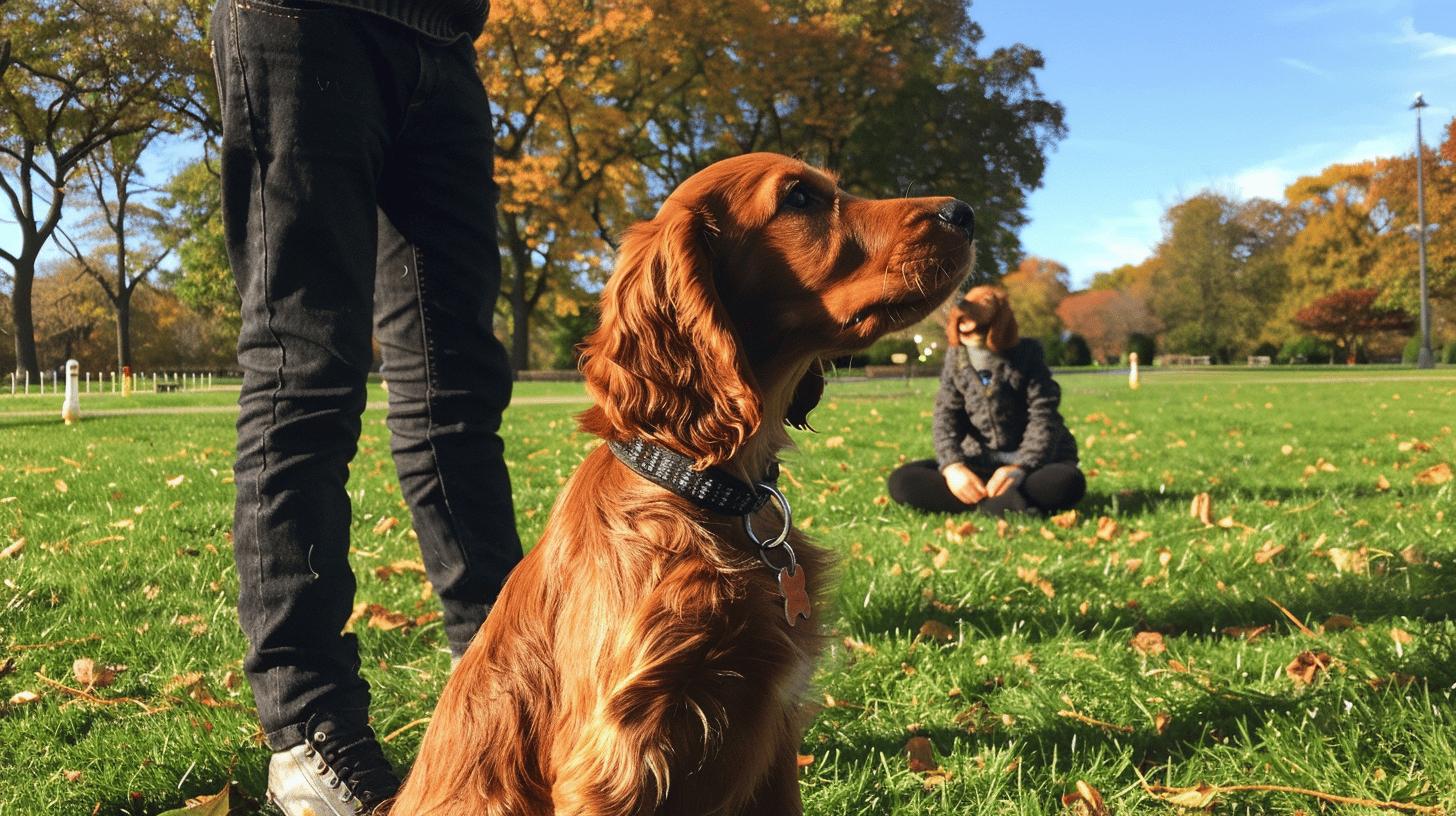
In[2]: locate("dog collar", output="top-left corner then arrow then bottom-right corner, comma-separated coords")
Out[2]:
607,439 -> 776,517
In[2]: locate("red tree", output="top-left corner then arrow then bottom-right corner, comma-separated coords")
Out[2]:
1293,288 -> 1414,364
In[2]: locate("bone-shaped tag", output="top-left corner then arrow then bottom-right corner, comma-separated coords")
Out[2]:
777,565 -> 811,627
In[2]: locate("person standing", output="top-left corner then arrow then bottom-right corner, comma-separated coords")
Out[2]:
211,1 -> 522,812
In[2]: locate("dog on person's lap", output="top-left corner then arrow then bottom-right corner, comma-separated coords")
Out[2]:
390,152 -> 973,815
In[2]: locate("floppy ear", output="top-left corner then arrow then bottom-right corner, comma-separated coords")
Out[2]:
578,206 -> 761,469
785,359 -> 824,431
984,291 -> 1020,353
944,301 -> 967,348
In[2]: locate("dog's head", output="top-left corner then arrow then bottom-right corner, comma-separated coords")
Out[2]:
579,153 -> 973,468
945,285 -> 1019,353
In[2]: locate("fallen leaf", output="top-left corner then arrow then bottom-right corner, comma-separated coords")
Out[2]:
1051,510 -> 1078,529
904,736 -> 938,773
54,479 -> 68,494
1095,516 -> 1119,541
166,474 -> 186,488
1060,780 -> 1108,816
156,782 -> 234,816
919,620 -> 956,643
372,516 -> 399,535
0,538 -> 25,559
1327,547 -> 1368,575
1376,474 -> 1391,492
823,436 -> 845,448
1254,541 -> 1285,565
1153,712 -> 1171,734
366,604 -> 412,631
63,770 -> 83,783
1149,783 -> 1219,809
796,754 -> 814,768
1390,627 -> 1414,645
1414,463 -> 1452,486
1130,631 -> 1165,655
72,658 -> 118,689
373,560 -> 428,581
1280,444 -> 1294,455
1320,614 -> 1355,632
1222,624 -> 1271,642
8,690 -> 40,705
932,547 -> 951,570
1190,493 -> 1213,526
1286,651 -> 1333,685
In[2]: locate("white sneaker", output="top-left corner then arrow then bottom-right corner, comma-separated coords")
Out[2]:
266,716 -> 399,815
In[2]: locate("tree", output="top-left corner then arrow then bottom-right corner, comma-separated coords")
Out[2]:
1002,256 -> 1070,340
56,127 -> 174,370
1146,192 -> 1290,361
1368,117 -> 1456,312
483,0 -> 1066,369
0,0 -> 199,376
1055,288 -> 1160,361
1294,288 -> 1414,364
158,159 -> 235,328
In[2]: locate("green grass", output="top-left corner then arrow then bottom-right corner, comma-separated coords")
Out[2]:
1,369 -> 1454,814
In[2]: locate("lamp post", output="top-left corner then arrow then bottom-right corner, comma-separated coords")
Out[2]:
1411,93 -> 1435,369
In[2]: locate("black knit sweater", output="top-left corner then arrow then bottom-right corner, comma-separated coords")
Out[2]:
932,339 -> 1079,471
310,0 -> 488,42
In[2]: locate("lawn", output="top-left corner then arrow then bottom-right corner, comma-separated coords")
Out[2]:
1,369 -> 1454,814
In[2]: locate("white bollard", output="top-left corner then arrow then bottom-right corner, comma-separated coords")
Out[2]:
110,371 -> 116,393
25,371 -> 31,395
61,360 -> 80,425
8,372 -> 14,396
1128,352 -> 1141,390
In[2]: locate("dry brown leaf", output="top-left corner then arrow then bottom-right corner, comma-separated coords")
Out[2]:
1130,631 -> 1165,655
166,474 -> 186,488
54,479 -> 68,494
1254,541 -> 1285,565
904,736 -> 939,773
1095,516 -> 1119,542
1286,651 -> 1333,686
1153,712 -> 1171,734
1413,463 -> 1452,486
1222,624 -> 1271,642
1051,510 -> 1078,529
1189,492 -> 1213,526
1321,614 -> 1355,633
919,620 -> 956,643
8,690 -> 40,705
373,560 -> 428,581
1128,529 -> 1152,543
0,538 -> 25,559
931,547 -> 951,570
62,770 -> 82,783
1327,547 -> 1369,575
1150,783 -> 1219,809
372,516 -> 400,535
1401,545 -> 1425,565
796,754 -> 814,768
1061,780 -> 1109,816
72,658 -> 118,689
1376,474 -> 1391,492
366,604 -> 413,631
1390,627 -> 1414,645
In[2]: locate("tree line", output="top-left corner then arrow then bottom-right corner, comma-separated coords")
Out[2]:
993,119 -> 1456,366
1,0 -> 1067,376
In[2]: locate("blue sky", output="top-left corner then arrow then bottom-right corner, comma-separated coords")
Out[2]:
973,0 -> 1456,287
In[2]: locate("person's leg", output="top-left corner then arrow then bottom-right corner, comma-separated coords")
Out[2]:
1018,462 -> 1087,513
373,36 -> 522,660
216,0 -> 411,753
887,459 -> 978,513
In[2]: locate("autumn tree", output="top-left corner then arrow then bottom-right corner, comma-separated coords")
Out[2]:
1294,288 -> 1413,364
1002,256 -> 1071,341
158,160 -> 234,328
1055,288 -> 1160,361
0,0 -> 201,376
1368,117 -> 1456,314
1147,192 -> 1290,361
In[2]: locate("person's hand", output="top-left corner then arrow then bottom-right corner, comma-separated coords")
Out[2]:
985,465 -> 1025,498
941,463 -> 988,505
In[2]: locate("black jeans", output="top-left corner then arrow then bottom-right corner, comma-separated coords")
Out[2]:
887,458 -> 1086,515
213,0 -> 522,750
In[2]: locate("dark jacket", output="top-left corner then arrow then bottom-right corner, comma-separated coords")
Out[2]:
932,339 -> 1078,471
310,0 -> 488,42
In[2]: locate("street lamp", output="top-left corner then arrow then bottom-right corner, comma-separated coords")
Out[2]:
1411,93 -> 1436,369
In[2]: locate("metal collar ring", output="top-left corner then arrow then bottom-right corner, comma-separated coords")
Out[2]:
743,481 -> 792,550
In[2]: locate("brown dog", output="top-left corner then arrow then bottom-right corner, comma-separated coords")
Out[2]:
390,153 -> 973,815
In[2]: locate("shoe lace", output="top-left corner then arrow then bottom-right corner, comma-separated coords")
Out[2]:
311,727 -> 399,807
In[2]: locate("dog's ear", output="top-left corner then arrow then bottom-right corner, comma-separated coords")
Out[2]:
785,359 -> 824,431
984,289 -> 1020,354
578,206 -> 761,469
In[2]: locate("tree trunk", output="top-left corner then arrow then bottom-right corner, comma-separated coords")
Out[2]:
116,291 -> 132,372
11,261 -> 40,377
502,216 -> 533,373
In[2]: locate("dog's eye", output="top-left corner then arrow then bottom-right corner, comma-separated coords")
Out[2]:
782,184 -> 814,211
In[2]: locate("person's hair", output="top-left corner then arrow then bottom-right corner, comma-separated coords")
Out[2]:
944,286 -> 1019,353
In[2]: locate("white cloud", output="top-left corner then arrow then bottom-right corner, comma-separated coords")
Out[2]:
1281,57 -> 1330,78
1395,17 -> 1456,59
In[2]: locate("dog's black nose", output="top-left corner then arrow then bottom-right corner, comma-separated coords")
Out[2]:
936,199 -> 975,240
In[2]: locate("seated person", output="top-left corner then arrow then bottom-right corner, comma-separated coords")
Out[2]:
887,286 -> 1085,516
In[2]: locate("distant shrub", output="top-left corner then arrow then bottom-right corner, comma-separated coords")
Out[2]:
857,337 -> 919,366
1279,335 -> 1334,364
1041,334 -> 1068,366
1063,334 -> 1092,366
1126,333 -> 1156,363
1444,343 -> 1456,364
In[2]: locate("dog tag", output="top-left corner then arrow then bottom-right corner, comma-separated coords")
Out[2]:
777,565 -> 811,627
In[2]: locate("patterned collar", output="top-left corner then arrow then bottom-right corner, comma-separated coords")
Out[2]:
607,439 -> 777,517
